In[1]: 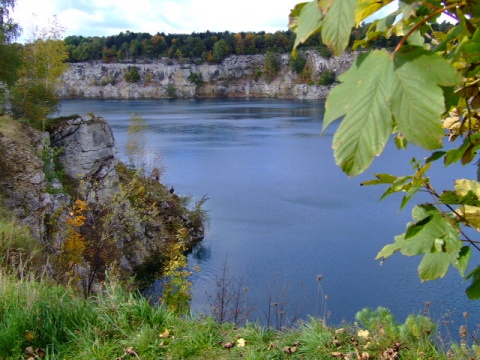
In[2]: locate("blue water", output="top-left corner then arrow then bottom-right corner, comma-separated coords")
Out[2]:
58,98 -> 480,332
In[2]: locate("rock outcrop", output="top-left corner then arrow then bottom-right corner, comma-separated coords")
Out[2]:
0,115 -> 204,291
49,115 -> 119,202
0,121 -> 69,240
57,51 -> 355,100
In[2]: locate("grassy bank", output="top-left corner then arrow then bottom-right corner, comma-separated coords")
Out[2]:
0,206 -> 477,359
0,268 -> 478,360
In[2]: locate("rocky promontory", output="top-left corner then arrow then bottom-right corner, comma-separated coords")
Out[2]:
0,115 -> 204,293
57,51 -> 355,100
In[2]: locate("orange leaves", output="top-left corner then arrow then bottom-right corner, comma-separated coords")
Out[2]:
66,199 -> 88,227
59,199 -> 89,279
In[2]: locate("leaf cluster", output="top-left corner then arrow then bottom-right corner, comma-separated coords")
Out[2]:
290,0 -> 480,299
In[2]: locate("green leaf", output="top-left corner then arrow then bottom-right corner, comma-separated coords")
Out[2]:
391,46 -> 462,150
325,50 -> 394,176
361,173 -> 399,186
466,266 -> 480,299
418,253 -> 452,281
355,0 -> 394,26
454,246 -> 471,277
445,134 -> 480,166
377,204 -> 463,281
322,0 -> 357,56
425,151 -> 446,163
404,214 -> 432,239
290,1 -> 324,54
323,47 -> 461,177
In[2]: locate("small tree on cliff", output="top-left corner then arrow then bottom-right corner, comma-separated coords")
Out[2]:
9,16 -> 68,125
0,0 -> 21,113
290,0 -> 480,299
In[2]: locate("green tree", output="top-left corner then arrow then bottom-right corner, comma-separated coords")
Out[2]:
0,0 -> 21,113
212,39 -> 230,63
125,65 -> 140,83
9,18 -> 68,124
289,51 -> 307,74
263,50 -> 280,82
290,0 -> 480,299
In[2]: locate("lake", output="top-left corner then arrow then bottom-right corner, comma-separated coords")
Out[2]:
58,98 -> 480,331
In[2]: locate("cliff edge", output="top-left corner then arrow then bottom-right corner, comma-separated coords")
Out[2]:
57,51 -> 355,100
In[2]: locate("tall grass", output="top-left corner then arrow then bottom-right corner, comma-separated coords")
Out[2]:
0,218 -> 478,359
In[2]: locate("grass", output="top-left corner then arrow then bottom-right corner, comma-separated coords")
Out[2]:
0,267 -> 478,359
0,217 -> 479,359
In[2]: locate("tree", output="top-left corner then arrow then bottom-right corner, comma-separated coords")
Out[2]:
9,17 -> 68,124
263,50 -> 280,82
212,39 -> 230,63
0,0 -> 21,112
290,0 -> 480,299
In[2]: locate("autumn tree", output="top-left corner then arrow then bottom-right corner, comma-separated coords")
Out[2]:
9,16 -> 68,125
290,0 -> 480,299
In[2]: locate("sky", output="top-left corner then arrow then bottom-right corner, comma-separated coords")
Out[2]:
11,0 -> 302,42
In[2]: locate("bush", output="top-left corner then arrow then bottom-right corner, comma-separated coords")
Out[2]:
125,66 -> 141,83
166,84 -> 177,98
9,80 -> 59,126
188,72 -> 203,86
289,52 -> 307,74
318,69 -> 336,86
263,51 -> 281,82
318,45 -> 332,59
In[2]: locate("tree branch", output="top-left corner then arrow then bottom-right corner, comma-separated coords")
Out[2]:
394,3 -> 460,53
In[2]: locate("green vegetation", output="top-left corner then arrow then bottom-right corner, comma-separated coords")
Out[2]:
63,21 -> 453,64
289,51 -> 307,75
0,267 -> 478,359
188,72 -> 203,87
290,0 -> 480,299
0,2 -> 67,126
124,66 -> 141,83
166,84 -> 177,98
1,1 -> 479,358
263,50 -> 281,82
317,69 -> 336,86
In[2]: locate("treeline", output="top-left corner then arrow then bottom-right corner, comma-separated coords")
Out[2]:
64,21 -> 454,64
65,30 -> 301,63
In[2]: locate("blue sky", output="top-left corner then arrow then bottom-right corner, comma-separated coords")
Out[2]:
11,0 -> 302,41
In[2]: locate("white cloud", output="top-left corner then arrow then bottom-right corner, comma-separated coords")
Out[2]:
12,0 -> 300,41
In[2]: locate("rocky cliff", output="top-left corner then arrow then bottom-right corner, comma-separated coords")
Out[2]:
0,115 -> 204,292
57,51 -> 355,100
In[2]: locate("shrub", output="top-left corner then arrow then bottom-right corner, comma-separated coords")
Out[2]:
317,69 -> 336,86
289,52 -> 307,74
263,51 -> 281,82
125,66 -> 140,83
166,84 -> 177,98
318,45 -> 332,59
188,72 -> 203,87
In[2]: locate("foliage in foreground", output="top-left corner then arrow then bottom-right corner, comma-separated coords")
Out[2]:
290,0 -> 480,299
0,268 -> 478,360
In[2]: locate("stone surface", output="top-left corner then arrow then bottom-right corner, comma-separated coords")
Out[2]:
57,51 -> 356,100
50,115 -> 119,202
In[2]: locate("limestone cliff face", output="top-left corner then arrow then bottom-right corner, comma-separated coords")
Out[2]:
49,115 -> 119,203
57,51 -> 355,100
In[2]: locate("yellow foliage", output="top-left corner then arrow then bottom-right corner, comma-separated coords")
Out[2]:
59,199 -> 89,279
